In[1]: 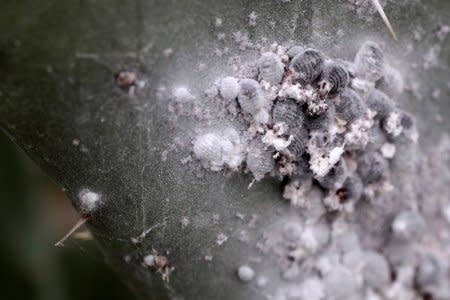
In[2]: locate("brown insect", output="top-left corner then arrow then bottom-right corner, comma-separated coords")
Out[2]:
114,71 -> 137,89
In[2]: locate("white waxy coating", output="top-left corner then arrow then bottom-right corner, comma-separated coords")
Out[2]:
219,76 -> 240,101
323,265 -> 361,300
193,128 -> 244,171
172,87 -> 194,103
309,146 -> 344,178
298,277 -> 326,300
143,254 -> 155,267
237,265 -> 255,282
383,111 -> 403,137
381,143 -> 396,159
78,189 -> 101,211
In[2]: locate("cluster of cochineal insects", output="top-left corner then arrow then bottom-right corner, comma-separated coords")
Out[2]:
192,40 -> 416,211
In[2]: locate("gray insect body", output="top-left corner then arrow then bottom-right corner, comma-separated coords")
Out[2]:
365,89 -> 394,119
362,251 -> 390,289
354,41 -> 385,82
323,266 -> 361,300
290,48 -> 324,84
304,103 -> 335,131
272,98 -> 303,128
366,126 -> 387,152
288,126 -> 309,158
392,211 -> 426,241
258,52 -> 285,84
247,139 -> 275,181
318,62 -> 349,97
357,151 -> 389,184
415,254 -> 440,288
237,79 -> 267,115
335,88 -> 364,124
219,76 -> 240,101
286,45 -> 305,60
376,65 -> 404,97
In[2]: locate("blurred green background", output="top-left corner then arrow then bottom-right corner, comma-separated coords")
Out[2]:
0,130 -> 135,300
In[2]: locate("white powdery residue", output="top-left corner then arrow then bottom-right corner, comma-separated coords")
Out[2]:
309,145 -> 344,178
298,277 -> 326,300
215,17 -> 223,28
193,128 -> 245,171
350,77 -> 375,96
248,11 -> 257,27
437,24 -> 450,41
423,45 -> 441,70
216,233 -> 228,246
180,216 -> 190,228
237,265 -> 255,282
283,179 -> 313,208
163,48 -> 173,57
232,31 -> 253,50
262,125 -> 293,151
78,189 -> 101,211
384,111 -> 403,137
345,116 -> 374,150
381,143 -> 396,159
442,205 -> 450,225
204,255 -> 213,261
323,192 -> 354,213
143,254 -> 155,267
172,87 -> 195,103
278,83 -> 307,103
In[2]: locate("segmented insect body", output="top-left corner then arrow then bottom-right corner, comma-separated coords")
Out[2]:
318,62 -> 349,97
290,48 -> 324,84
354,41 -> 385,82
193,133 -> 225,171
288,125 -> 309,158
304,103 -> 335,131
366,126 -> 387,152
219,76 -> 240,101
392,211 -> 425,241
293,154 -> 313,179
258,52 -> 284,85
317,158 -> 349,190
362,251 -> 390,289
323,266 -> 360,300
357,151 -> 388,184
247,139 -> 275,181
272,98 -> 304,128
286,45 -> 304,60
376,65 -> 404,97
335,88 -> 365,124
415,254 -> 440,288
335,59 -> 357,78
237,79 -> 266,115
365,89 -> 394,119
